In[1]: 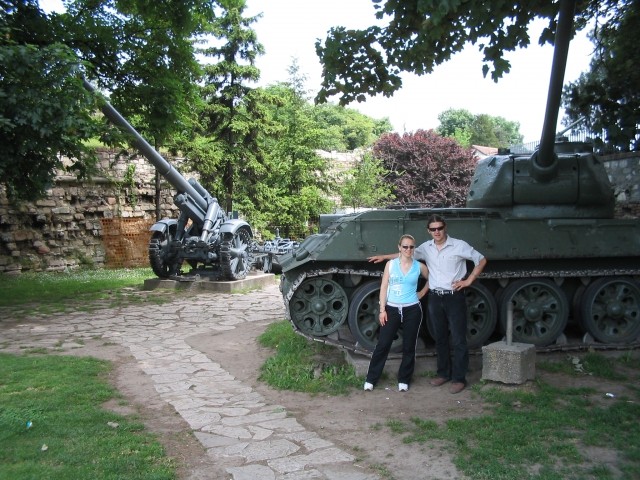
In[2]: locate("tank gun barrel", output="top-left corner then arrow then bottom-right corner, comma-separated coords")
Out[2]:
82,79 -> 208,213
531,0 -> 576,182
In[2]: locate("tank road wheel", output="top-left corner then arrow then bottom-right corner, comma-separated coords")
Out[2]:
500,279 -> 569,346
220,227 -> 252,281
347,281 -> 403,353
148,230 -> 182,278
579,277 -> 640,344
289,277 -> 348,336
465,283 -> 498,349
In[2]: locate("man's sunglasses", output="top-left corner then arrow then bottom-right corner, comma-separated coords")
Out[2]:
428,226 -> 445,232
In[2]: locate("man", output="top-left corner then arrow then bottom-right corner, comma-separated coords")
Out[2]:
368,214 -> 487,394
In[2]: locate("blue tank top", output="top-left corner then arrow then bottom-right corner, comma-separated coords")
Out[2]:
387,258 -> 420,305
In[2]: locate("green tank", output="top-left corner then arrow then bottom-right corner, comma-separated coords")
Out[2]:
278,0 -> 640,353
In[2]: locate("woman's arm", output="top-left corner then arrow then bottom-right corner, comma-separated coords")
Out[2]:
378,261 -> 391,325
417,262 -> 429,299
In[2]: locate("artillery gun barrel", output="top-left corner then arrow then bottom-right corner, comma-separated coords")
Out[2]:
532,0 -> 575,182
82,79 -> 208,213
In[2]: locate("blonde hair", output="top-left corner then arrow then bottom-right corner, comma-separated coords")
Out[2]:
398,234 -> 415,246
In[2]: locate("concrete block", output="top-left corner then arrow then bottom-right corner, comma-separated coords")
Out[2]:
143,272 -> 277,293
481,341 -> 536,384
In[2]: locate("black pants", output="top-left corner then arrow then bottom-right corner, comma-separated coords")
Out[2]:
366,303 -> 423,385
427,291 -> 468,383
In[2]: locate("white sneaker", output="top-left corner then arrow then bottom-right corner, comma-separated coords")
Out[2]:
363,382 -> 374,391
398,383 -> 409,392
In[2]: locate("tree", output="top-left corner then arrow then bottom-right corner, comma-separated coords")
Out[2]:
373,130 -> 476,207
0,40 -> 101,202
338,153 -> 395,212
256,83 -> 335,238
436,109 -> 523,148
491,116 -> 524,147
310,104 -> 392,151
436,109 -> 475,138
470,114 -> 500,148
191,0 -> 264,214
315,0 -> 625,105
563,4 -> 640,151
1,0 -> 215,202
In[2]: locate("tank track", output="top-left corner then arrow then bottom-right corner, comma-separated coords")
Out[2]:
282,266 -> 640,357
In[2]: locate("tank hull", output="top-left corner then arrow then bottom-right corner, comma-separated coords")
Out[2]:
279,208 -> 640,353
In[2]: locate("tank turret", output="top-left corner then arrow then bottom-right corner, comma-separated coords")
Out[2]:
466,0 -> 615,219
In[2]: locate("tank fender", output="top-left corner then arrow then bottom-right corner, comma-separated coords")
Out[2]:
149,219 -> 178,233
220,218 -> 253,236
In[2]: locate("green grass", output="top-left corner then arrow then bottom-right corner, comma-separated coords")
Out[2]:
257,320 -> 361,395
258,320 -> 640,479
383,353 -> 640,480
0,268 -> 169,316
0,353 -> 175,479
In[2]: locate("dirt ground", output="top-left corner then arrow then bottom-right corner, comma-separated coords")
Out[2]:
187,321 -> 486,480
54,314 -> 636,480
53,318 -> 481,479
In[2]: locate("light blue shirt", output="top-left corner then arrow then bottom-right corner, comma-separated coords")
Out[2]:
415,236 -> 484,291
387,258 -> 421,305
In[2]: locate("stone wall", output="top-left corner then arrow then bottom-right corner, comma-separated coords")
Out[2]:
0,149 -> 182,274
602,151 -> 640,217
1,149 -> 638,274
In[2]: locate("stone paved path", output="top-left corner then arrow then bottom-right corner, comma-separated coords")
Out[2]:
1,282 -> 378,480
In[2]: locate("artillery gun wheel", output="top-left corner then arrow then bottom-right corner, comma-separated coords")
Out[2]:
220,227 -> 252,280
347,281 -> 403,353
500,279 -> 569,346
148,230 -> 182,278
579,277 -> 640,344
464,283 -> 498,349
289,277 -> 348,336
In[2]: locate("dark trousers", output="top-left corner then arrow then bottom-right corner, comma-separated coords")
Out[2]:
427,292 -> 468,383
366,303 -> 423,385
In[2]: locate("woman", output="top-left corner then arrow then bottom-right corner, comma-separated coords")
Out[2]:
364,234 -> 429,392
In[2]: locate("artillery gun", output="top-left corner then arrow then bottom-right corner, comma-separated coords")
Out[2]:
251,229 -> 300,273
279,0 -> 640,354
84,80 -> 253,280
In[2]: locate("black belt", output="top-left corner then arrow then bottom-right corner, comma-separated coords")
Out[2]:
429,289 -> 455,296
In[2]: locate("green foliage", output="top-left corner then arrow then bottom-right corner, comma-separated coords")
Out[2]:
122,163 -> 137,207
257,320 -> 361,395
316,0 -> 616,104
311,103 -> 392,150
563,3 -> 639,151
436,108 -> 475,138
190,0 -> 265,214
338,152 -> 395,211
1,0 -> 214,201
451,127 -> 473,148
0,40 -> 101,202
386,373 -> 640,479
471,114 -> 500,147
0,353 -> 174,479
436,108 -> 523,148
247,83 -> 335,238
